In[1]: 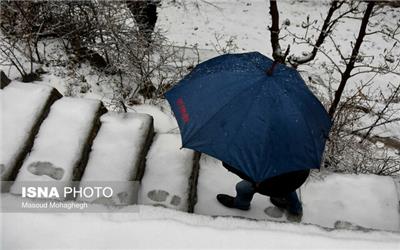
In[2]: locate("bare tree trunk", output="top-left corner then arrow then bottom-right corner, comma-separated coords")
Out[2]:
269,0 -> 285,63
126,0 -> 159,44
328,1 -> 375,118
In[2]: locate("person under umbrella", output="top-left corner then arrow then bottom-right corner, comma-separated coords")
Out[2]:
218,162 -> 309,221
165,52 -> 332,222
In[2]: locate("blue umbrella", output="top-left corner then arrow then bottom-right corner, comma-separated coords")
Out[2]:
165,52 -> 331,183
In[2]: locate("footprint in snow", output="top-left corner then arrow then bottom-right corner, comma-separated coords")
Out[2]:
27,161 -> 64,180
147,189 -> 181,207
264,206 -> 284,218
265,206 -> 303,223
334,220 -> 367,231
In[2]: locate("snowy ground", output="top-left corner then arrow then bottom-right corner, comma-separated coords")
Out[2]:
1,195 -> 400,249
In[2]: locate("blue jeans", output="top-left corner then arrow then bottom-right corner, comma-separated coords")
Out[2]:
233,180 -> 255,209
234,180 -> 302,213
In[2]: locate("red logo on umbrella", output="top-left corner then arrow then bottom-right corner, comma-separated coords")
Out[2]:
177,97 -> 190,123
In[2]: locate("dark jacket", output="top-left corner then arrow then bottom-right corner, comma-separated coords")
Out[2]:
222,162 -> 309,197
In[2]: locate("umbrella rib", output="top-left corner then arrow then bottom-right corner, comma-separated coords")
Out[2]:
184,75 -> 265,147
279,84 -> 320,166
224,85 -> 265,180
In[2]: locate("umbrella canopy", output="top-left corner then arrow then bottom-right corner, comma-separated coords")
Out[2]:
165,52 -> 331,183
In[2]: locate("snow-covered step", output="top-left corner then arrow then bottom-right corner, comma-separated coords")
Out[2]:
195,154 -> 400,231
139,133 -> 198,212
0,82 -> 61,182
9,97 -> 106,196
78,112 -> 154,205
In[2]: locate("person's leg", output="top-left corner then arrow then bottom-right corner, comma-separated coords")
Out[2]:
216,180 -> 255,210
233,180 -> 255,209
270,191 -> 302,215
285,191 -> 302,214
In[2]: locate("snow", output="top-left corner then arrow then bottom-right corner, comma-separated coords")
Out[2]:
196,154 -> 400,231
0,1 -> 399,248
9,97 -> 102,194
78,112 -> 153,205
1,195 -> 400,249
302,174 -> 399,231
158,0 -> 400,140
159,0 -> 271,54
0,82 -> 55,181
130,103 -> 178,133
139,133 -> 194,211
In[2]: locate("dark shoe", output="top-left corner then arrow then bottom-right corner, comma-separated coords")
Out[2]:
286,211 -> 303,223
216,194 -> 249,210
270,197 -> 290,209
270,196 -> 303,221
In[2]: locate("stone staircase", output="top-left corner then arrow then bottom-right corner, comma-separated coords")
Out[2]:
1,81 -> 200,210
1,82 -> 399,232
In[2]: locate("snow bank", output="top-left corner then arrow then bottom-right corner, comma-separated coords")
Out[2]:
139,133 -> 194,211
10,97 -> 102,195
78,112 -> 153,205
0,82 -> 56,181
1,194 -> 400,249
196,155 -> 400,231
302,173 -> 400,231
